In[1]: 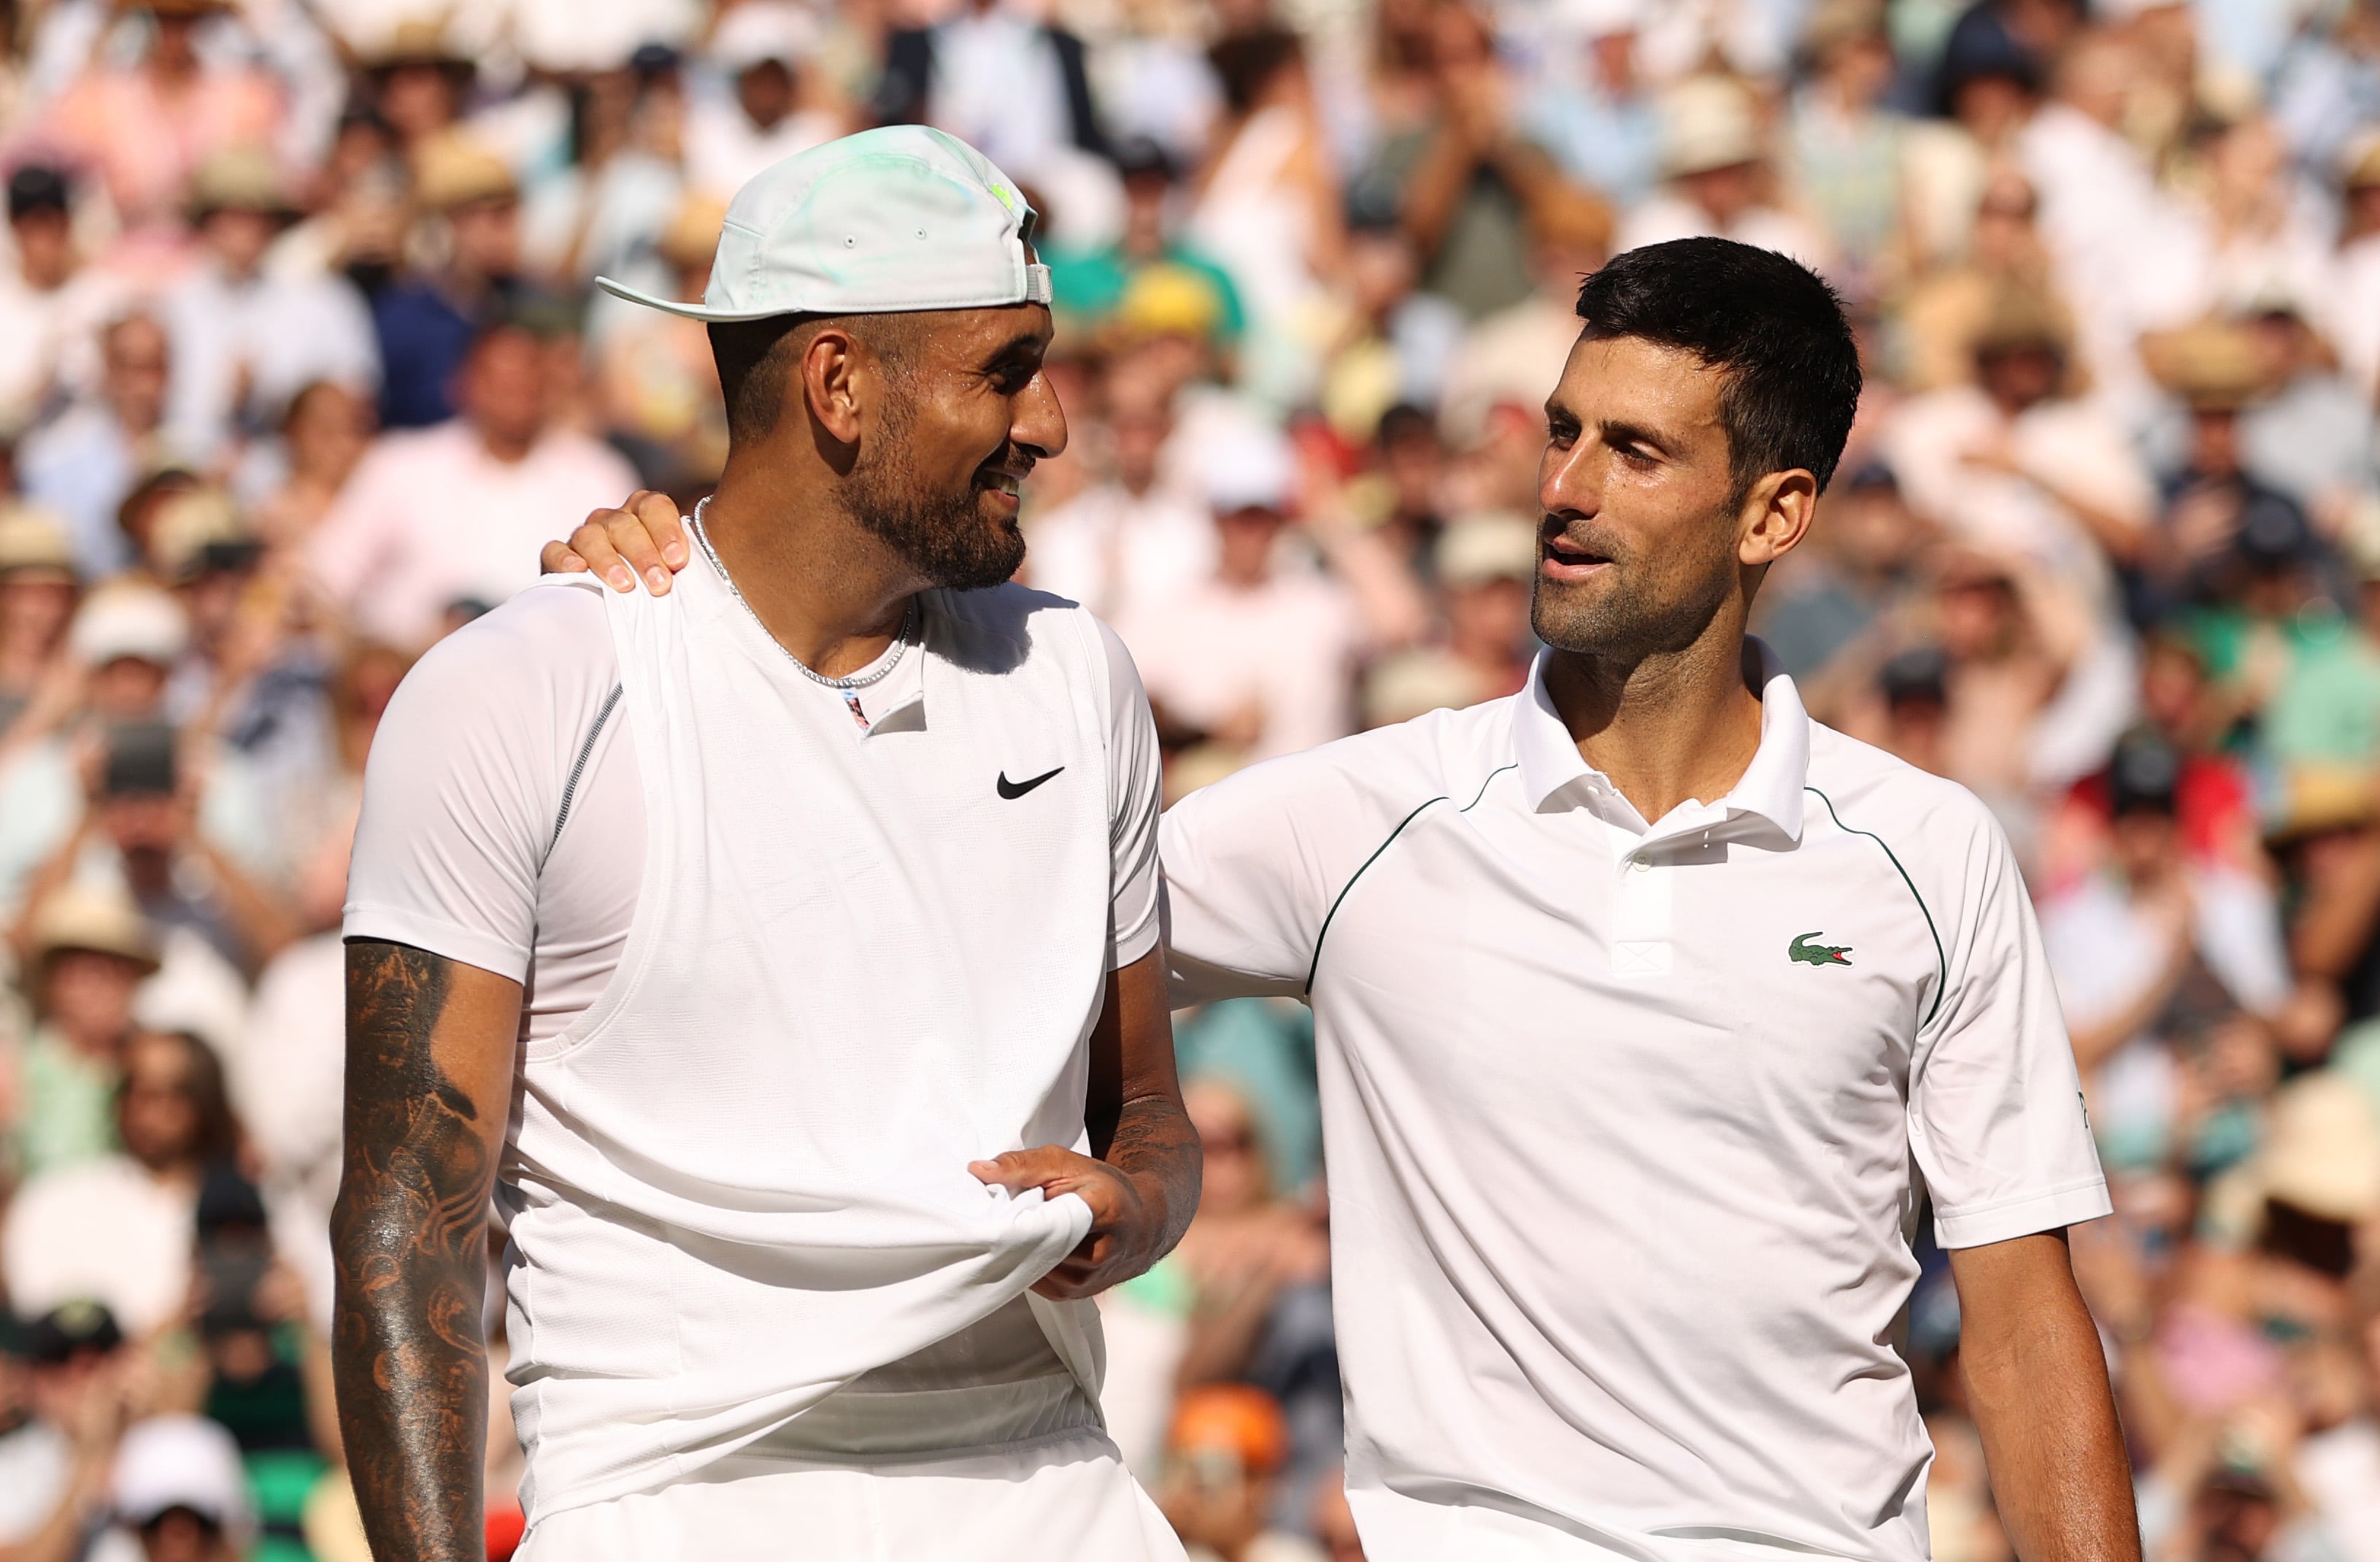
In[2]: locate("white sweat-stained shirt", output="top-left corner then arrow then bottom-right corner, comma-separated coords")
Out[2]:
1159,643 -> 2110,1562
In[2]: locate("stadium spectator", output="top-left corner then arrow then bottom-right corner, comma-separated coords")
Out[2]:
18,315 -> 182,582
307,319 -> 637,647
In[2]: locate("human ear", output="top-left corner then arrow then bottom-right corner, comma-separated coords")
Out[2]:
800,328 -> 865,447
1738,469 -> 1818,568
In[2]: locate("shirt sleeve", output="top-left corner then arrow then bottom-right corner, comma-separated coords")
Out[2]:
343,582 -> 617,982
1157,747 -> 1352,1005
1910,799 -> 2113,1250
1096,617 -> 1163,969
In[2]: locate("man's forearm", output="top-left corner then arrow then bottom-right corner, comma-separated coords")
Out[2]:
1101,1090 -> 1203,1268
332,942 -> 505,1562
1955,1234 -> 2142,1562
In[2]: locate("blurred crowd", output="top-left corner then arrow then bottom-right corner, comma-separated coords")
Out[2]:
0,0 -> 2377,1558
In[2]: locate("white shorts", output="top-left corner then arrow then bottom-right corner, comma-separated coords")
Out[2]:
517,1431 -> 1185,1562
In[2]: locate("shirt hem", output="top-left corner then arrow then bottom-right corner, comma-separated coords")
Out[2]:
1933,1178 -> 2112,1250
341,902 -> 531,984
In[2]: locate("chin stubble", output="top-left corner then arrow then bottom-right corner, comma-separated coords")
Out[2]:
842,392 -> 1028,591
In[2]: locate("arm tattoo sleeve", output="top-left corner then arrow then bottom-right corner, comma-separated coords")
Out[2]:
1104,1094 -> 1204,1263
332,942 -> 497,1562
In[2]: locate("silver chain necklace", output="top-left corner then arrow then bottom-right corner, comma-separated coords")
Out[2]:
687,497 -> 919,693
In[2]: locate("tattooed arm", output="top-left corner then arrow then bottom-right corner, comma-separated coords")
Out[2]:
332,941 -> 524,1562
970,947 -> 1201,1299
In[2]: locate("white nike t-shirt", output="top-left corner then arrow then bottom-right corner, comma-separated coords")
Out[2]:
344,580 -> 1165,1475
344,582 -> 1163,1046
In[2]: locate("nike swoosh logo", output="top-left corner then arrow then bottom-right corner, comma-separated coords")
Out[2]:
997,766 -> 1063,800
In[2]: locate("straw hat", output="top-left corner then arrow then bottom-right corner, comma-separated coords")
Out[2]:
2140,320 -> 2268,410
413,134 -> 517,212
364,16 -> 475,75
149,488 -> 250,584
0,503 -> 75,580
1661,76 -> 1763,180
31,882 -> 160,973
188,146 -> 293,220
2257,1073 -> 2380,1223
1971,285 -> 2073,358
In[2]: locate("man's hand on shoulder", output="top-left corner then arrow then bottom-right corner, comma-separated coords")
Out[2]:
970,1146 -> 1168,1300
541,490 -> 691,596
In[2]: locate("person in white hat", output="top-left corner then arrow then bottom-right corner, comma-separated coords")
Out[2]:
333,126 -> 1195,1561
108,1413 -> 255,1562
1614,74 -> 1833,270
1113,420 -> 1364,773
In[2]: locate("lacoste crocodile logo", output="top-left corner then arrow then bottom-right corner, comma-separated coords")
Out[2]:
1788,932 -> 1853,966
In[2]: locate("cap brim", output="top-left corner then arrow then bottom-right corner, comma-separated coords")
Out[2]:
593,274 -> 792,322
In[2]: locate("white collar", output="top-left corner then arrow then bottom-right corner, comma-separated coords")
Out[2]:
1511,639 -> 1809,842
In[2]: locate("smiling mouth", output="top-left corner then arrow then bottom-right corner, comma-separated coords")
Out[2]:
975,454 -> 1033,499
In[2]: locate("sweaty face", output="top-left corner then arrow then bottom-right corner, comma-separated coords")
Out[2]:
1531,334 -> 1748,661
844,306 -> 1066,591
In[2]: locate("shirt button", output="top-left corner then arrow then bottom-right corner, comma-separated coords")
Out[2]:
1630,860 -> 1650,874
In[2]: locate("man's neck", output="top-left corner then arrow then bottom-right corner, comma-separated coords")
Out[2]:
1543,631 -> 1765,826
478,425 -> 537,465
701,472 -> 923,676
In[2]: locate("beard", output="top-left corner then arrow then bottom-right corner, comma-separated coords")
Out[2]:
1529,508 -> 1739,664
843,390 -> 1028,591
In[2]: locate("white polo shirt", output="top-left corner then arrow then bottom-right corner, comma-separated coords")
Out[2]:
1160,644 -> 2110,1562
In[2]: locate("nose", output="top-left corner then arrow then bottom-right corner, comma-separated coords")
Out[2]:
1013,368 -> 1068,462
1538,438 -> 1600,521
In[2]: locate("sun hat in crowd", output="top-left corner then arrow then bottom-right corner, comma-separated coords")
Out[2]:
596,126 -> 1049,322
68,583 -> 188,669
1203,422 -> 1297,515
2141,320 -> 2267,411
1660,75 -> 1762,180
31,882 -> 161,973
188,146 -> 294,221
112,1415 -> 258,1547
2256,1072 -> 2380,1225
709,1 -> 816,72
1436,512 -> 1541,588
0,503 -> 74,580
413,134 -> 518,212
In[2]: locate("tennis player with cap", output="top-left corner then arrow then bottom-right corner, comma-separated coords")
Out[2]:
331,127 -> 1197,1561
558,239 -> 2140,1561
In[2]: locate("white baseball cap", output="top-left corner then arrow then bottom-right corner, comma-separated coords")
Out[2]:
112,1415 -> 257,1544
596,126 -> 1050,321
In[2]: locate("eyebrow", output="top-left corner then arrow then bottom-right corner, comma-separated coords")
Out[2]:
982,331 -> 1048,369
1598,419 -> 1676,457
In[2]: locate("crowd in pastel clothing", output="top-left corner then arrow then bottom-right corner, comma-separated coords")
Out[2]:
2,0 -> 2380,1558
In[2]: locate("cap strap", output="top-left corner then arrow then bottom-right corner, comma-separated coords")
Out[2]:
1024,263 -> 1052,306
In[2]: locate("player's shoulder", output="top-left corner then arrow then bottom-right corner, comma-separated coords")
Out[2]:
391,577 -> 620,719
1803,720 -> 2011,873
1171,696 -> 1515,842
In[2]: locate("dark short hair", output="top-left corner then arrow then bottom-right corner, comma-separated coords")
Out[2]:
1574,238 -> 1861,498
708,314 -> 917,443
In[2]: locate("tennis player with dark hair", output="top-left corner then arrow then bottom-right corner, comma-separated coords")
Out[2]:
555,236 -> 2139,1561
334,128 -> 1195,1561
